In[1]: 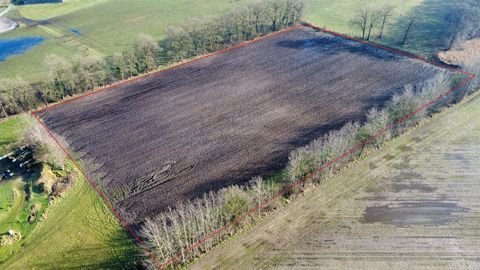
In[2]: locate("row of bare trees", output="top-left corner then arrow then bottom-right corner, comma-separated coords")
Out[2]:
0,0 -> 304,118
141,180 -> 279,267
350,1 -> 480,48
445,0 -> 480,49
163,0 -> 304,62
349,5 -> 418,46
141,71 -> 463,268
349,5 -> 395,41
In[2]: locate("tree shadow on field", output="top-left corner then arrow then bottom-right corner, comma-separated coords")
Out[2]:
125,78 -> 418,227
276,35 -> 400,62
185,116 -> 360,195
383,0 -> 458,56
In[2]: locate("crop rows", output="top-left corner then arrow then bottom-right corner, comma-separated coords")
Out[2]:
37,26 -> 440,225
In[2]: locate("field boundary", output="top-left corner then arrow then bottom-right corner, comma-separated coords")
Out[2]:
31,22 -> 476,269
33,25 -> 302,114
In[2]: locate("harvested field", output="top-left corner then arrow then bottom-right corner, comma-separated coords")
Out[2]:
190,92 -> 480,270
37,26 -> 442,224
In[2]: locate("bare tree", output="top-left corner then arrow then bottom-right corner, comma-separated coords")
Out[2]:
249,2 -> 265,36
350,8 -> 380,40
377,5 -> 394,39
350,8 -> 370,39
365,10 -> 380,41
401,15 -> 416,45
266,0 -> 282,31
0,99 -> 8,118
450,0 -> 480,48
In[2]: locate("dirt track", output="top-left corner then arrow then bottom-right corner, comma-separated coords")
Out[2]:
0,17 -> 17,34
38,26 -> 440,224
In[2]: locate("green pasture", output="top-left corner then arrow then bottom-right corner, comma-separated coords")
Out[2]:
0,112 -> 139,269
0,0 -> 455,83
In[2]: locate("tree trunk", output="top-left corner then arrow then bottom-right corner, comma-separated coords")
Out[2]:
401,17 -> 415,45
447,32 -> 457,50
378,16 -> 387,38
361,22 -> 366,39
0,101 -> 7,118
366,22 -> 374,40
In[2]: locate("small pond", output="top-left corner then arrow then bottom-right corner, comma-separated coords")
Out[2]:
0,36 -> 45,61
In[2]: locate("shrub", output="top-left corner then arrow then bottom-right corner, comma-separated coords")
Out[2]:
221,186 -> 252,223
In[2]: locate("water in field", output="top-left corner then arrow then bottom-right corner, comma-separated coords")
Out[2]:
70,28 -> 81,35
0,37 -> 45,61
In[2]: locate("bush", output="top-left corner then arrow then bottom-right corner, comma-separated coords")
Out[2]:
221,186 -> 252,222
0,77 -> 36,116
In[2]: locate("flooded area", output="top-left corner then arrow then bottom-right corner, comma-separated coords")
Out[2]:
363,201 -> 468,226
0,37 -> 45,61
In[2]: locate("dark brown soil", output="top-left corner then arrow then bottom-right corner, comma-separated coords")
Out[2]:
38,26 -> 440,224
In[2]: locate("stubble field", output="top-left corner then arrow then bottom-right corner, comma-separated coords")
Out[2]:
37,26 -> 441,225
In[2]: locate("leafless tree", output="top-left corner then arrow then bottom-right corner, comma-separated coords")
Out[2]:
350,8 -> 379,40
0,99 -> 7,118
266,0 -> 283,31
401,15 -> 416,45
350,8 -> 369,39
450,0 -> 480,48
377,5 -> 394,39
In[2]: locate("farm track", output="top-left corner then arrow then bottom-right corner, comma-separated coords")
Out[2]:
37,26 -> 442,225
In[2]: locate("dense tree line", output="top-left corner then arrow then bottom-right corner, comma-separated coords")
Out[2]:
141,71 -> 475,268
0,77 -> 35,117
0,0 -> 304,119
445,0 -> 480,49
163,0 -> 304,61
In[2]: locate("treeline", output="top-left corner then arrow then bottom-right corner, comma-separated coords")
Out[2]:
163,0 -> 304,61
445,0 -> 480,49
349,1 -> 480,48
0,0 -> 304,118
141,70 -> 477,268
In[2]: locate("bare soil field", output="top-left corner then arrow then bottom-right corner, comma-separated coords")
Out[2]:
37,26 -> 441,225
190,92 -> 480,270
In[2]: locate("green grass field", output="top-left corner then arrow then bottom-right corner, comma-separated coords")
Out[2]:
0,175 -> 141,269
0,114 -> 139,269
0,0 -> 254,81
15,0 -> 109,20
0,115 -> 29,155
0,0 -> 451,82
304,0 -> 422,35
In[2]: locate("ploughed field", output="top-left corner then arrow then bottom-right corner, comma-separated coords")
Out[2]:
37,26 -> 441,224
